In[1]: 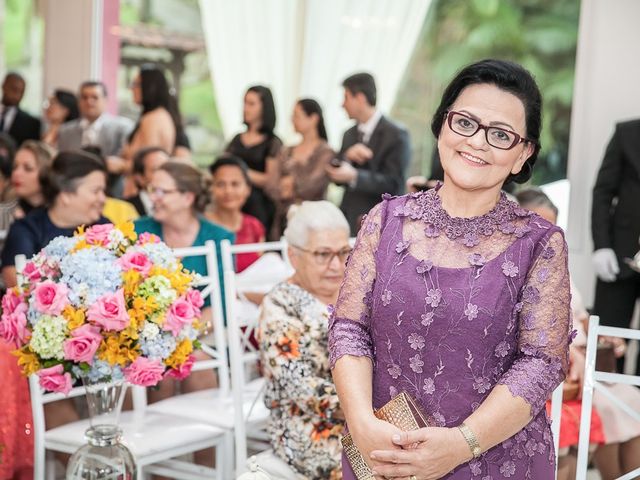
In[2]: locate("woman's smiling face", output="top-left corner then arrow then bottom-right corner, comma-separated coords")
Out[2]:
438,83 -> 533,193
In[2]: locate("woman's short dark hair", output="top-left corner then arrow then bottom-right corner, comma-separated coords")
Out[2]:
209,155 -> 251,185
342,73 -> 377,107
54,89 -> 79,122
139,64 -> 184,136
297,98 -> 328,141
40,150 -> 107,205
430,59 -> 542,184
515,187 -> 558,217
245,85 -> 276,136
158,162 -> 209,213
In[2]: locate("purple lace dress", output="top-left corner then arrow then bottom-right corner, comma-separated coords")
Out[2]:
329,186 -> 572,480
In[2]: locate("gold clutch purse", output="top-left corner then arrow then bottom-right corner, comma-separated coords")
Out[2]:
341,392 -> 431,480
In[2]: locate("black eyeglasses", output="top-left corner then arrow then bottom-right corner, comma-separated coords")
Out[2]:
292,245 -> 352,266
445,110 -> 534,150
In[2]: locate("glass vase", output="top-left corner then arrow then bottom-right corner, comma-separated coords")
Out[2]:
66,377 -> 137,479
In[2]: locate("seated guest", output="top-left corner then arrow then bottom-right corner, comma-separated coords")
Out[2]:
42,89 -> 79,146
207,156 -> 265,272
1,72 -> 41,146
133,161 -> 232,469
259,200 -> 349,479
80,145 -> 139,224
266,98 -> 334,240
0,150 -> 109,459
1,150 -> 109,287
125,146 -> 170,216
517,187 -> 640,480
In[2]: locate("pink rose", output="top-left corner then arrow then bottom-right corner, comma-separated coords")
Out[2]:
117,251 -> 152,276
33,280 -> 69,315
63,324 -> 103,364
84,224 -> 114,246
22,261 -> 42,282
137,232 -> 160,245
87,289 -> 130,331
185,289 -> 204,312
163,297 -> 197,336
164,354 -> 195,380
37,364 -> 73,394
0,301 -> 29,347
2,288 -> 22,313
124,357 -> 164,387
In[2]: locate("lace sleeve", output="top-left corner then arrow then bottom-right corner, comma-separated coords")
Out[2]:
328,201 -> 384,368
498,229 -> 573,415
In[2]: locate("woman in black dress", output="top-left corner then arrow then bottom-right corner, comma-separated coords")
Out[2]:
225,85 -> 282,231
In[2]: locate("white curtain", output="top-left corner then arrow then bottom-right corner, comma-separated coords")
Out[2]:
199,0 -> 431,147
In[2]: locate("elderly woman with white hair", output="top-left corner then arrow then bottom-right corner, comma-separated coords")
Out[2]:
258,200 -> 350,480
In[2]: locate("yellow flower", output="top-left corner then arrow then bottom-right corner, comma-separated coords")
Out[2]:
123,270 -> 142,297
116,221 -> 137,242
169,270 -> 192,295
165,339 -> 193,369
98,333 -> 139,367
75,225 -> 86,237
71,239 -> 91,252
63,305 -> 86,330
13,346 -> 41,377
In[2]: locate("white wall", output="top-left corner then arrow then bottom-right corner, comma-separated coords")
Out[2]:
566,0 -> 640,307
42,0 -> 101,96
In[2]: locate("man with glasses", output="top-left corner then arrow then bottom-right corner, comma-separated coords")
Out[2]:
327,73 -> 411,234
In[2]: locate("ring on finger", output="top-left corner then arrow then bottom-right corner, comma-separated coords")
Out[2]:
409,476 -> 417,480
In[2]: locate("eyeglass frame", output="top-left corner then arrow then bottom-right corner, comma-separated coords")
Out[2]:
146,186 -> 181,198
291,245 -> 352,266
445,110 -> 536,150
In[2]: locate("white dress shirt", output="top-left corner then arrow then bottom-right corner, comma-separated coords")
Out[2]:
80,114 -> 105,146
357,109 -> 382,144
0,106 -> 18,133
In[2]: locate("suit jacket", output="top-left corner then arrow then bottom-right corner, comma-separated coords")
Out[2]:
57,114 -> 133,156
7,108 -> 41,146
338,115 -> 410,233
591,119 -> 640,279
124,194 -> 147,216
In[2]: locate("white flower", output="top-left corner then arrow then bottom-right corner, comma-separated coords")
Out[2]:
408,333 -> 425,350
141,321 -> 160,340
29,315 -> 68,360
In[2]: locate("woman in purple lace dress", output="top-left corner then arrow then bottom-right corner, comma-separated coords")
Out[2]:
329,59 -> 573,480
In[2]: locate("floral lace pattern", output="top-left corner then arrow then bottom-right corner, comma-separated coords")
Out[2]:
329,187 -> 572,480
260,282 -> 343,480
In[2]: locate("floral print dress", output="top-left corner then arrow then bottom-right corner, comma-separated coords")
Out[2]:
259,282 -> 344,479
329,185 -> 573,480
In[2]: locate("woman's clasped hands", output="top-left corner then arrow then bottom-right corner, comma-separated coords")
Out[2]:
363,426 -> 473,480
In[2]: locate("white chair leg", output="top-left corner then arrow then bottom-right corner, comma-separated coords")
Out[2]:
45,450 -> 57,480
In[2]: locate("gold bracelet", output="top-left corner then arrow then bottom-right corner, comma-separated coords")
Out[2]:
458,422 -> 481,459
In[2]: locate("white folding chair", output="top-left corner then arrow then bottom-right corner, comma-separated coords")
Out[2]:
576,315 -> 640,480
221,239 -> 292,475
30,379 -> 228,479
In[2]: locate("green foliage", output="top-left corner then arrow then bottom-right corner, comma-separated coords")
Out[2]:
180,78 -> 221,132
393,0 -> 580,184
3,0 -> 33,66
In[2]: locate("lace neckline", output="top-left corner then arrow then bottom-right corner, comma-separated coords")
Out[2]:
393,183 -> 532,245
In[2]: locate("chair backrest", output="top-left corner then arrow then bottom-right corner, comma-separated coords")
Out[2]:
173,240 -> 230,396
549,382 -> 563,478
576,315 -> 640,480
221,239 -> 288,474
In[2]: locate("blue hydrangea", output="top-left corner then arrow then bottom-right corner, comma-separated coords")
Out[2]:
72,360 -> 125,383
140,332 -> 176,360
60,247 -> 123,305
42,236 -> 79,260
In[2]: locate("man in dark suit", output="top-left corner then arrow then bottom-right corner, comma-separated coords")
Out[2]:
0,72 -> 41,146
327,73 -> 410,233
591,118 -> 640,373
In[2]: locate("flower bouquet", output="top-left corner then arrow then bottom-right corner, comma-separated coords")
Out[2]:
0,222 -> 204,393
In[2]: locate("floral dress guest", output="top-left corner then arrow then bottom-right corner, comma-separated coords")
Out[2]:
329,60 -> 573,480
259,201 -> 352,479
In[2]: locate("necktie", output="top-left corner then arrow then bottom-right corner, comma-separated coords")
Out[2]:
357,128 -> 365,144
